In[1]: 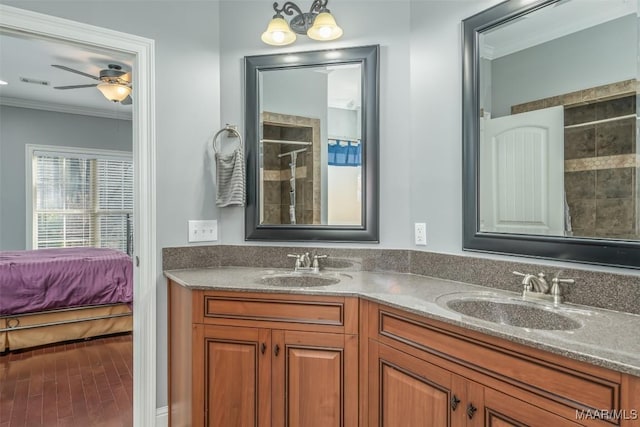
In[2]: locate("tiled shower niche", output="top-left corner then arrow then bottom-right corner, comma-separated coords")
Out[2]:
512,80 -> 638,240
261,112 -> 321,225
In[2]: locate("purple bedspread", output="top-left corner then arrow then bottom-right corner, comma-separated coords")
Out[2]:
0,248 -> 133,316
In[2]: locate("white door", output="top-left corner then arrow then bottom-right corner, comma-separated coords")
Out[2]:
480,106 -> 565,236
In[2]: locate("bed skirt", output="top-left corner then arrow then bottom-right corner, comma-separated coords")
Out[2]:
0,304 -> 132,352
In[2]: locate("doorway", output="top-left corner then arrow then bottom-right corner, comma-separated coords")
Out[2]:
0,5 -> 156,425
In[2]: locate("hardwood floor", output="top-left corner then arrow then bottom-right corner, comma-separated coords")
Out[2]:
0,333 -> 133,427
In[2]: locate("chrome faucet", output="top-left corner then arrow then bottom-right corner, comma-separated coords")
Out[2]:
287,252 -> 327,273
513,271 -> 574,304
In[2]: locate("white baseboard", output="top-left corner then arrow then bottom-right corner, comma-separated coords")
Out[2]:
156,406 -> 168,427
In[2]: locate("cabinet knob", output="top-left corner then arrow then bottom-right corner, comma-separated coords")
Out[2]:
261,343 -> 266,354
274,344 -> 280,356
467,403 -> 477,419
450,395 -> 460,411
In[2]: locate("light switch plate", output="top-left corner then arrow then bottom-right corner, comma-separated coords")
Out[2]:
188,220 -> 218,242
414,222 -> 427,246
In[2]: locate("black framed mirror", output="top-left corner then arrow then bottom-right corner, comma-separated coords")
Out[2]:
463,0 -> 640,268
245,45 -> 379,241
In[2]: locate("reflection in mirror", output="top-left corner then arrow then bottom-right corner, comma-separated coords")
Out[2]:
478,0 -> 638,240
245,45 -> 379,242
259,64 -> 362,226
463,0 -> 640,267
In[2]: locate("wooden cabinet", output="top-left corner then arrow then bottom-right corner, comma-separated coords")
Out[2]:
169,280 -> 640,427
368,340 -> 455,427
168,281 -> 359,427
193,325 -> 270,427
368,340 -> 580,427
364,301 -> 637,427
271,330 -> 358,427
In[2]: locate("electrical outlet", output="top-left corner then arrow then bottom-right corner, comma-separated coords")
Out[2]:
188,220 -> 218,242
414,222 -> 427,246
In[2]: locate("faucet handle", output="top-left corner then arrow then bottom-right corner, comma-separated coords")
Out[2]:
287,253 -> 302,268
312,254 -> 328,269
553,277 -> 575,284
551,276 -> 574,292
550,276 -> 574,303
512,271 -> 527,277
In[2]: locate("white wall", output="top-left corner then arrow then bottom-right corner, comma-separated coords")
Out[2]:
0,106 -> 132,250
0,0 -> 221,408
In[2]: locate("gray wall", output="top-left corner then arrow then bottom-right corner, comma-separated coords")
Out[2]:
3,0 -> 638,413
490,14 -> 637,117
409,0 -> 501,255
0,106 -> 132,250
218,0 -> 413,248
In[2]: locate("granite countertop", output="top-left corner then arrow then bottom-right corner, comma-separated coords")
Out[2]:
165,266 -> 640,377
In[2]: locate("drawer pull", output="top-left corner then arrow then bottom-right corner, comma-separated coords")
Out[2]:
467,403 -> 477,419
261,343 -> 266,354
274,344 -> 280,356
450,395 -> 461,411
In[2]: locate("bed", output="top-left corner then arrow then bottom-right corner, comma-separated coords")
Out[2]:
0,247 -> 133,352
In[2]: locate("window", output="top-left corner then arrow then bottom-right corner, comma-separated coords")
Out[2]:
30,146 -> 133,253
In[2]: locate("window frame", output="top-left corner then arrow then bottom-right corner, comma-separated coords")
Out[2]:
25,144 -> 133,250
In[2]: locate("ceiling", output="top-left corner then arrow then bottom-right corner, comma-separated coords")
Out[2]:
481,0 -> 636,59
0,31 -> 134,120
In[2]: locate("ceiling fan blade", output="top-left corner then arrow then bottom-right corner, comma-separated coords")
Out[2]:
53,84 -> 98,90
51,64 -> 100,81
120,95 -> 133,105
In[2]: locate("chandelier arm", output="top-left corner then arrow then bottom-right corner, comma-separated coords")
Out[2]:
274,1 -> 305,17
309,0 -> 328,14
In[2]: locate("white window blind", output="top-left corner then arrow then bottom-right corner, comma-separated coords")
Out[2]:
33,150 -> 133,253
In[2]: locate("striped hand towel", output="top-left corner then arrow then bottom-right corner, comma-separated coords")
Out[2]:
215,146 -> 245,207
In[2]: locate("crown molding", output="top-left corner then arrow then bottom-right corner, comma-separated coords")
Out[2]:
0,96 -> 132,120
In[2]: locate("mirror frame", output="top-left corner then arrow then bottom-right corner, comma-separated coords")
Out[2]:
244,45 -> 379,242
462,0 -> 640,268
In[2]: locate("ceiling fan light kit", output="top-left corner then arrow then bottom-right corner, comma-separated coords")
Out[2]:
97,82 -> 131,102
261,0 -> 343,46
52,63 -> 132,105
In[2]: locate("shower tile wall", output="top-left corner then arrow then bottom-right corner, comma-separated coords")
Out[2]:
262,123 -> 315,224
564,95 -> 637,239
512,80 -> 638,240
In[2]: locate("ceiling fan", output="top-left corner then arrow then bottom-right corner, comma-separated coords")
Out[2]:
52,63 -> 133,105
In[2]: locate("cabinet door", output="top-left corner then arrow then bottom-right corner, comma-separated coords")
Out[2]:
271,330 -> 358,427
369,341 -> 457,427
194,325 -> 271,427
480,385 -> 582,427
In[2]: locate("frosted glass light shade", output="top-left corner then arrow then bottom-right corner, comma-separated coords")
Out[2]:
307,12 -> 343,41
97,83 -> 131,102
261,17 -> 296,46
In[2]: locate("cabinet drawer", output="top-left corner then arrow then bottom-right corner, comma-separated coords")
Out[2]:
372,304 -> 622,424
196,290 -> 358,334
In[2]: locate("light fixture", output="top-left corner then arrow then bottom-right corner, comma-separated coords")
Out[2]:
97,82 -> 131,102
0,79 -> 8,85
261,0 -> 343,46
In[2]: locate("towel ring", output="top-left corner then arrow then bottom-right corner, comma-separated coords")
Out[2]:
213,124 -> 243,153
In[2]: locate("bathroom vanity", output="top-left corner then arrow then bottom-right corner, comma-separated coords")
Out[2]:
166,268 -> 640,427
